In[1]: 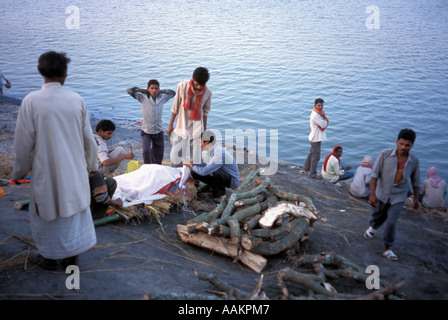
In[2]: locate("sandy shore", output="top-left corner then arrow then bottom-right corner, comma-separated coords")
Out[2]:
1,96 -> 447,303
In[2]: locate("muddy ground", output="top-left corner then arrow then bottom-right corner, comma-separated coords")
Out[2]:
1,98 -> 447,303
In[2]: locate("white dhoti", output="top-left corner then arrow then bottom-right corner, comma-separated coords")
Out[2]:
29,206 -> 97,260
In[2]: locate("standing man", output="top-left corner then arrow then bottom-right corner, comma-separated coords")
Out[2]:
127,79 -> 175,164
363,128 -> 420,261
12,51 -> 98,270
168,67 -> 212,165
304,98 -> 328,180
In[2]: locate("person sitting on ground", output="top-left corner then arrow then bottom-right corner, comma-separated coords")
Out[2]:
182,130 -> 239,203
321,145 -> 353,185
93,119 -> 134,175
350,156 -> 374,198
89,171 -> 123,220
419,167 -> 447,208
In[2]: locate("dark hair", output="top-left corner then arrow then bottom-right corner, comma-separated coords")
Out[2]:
37,51 -> 71,78
397,128 -> 416,143
315,98 -> 324,105
147,79 -> 160,88
192,67 -> 210,85
96,119 -> 115,133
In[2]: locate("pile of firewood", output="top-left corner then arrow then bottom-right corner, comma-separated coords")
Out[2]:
177,166 -> 320,273
143,252 -> 406,300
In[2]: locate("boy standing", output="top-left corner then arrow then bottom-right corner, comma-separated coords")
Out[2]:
364,129 -> 420,261
127,80 -> 175,164
304,98 -> 328,180
93,119 -> 134,174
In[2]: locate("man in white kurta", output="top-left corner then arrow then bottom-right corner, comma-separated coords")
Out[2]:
168,67 -> 212,165
12,51 -> 98,267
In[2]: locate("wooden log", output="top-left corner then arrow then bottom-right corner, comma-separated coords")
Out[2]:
210,224 -> 230,238
188,196 -> 228,224
238,165 -> 261,191
243,214 -> 261,231
241,234 -> 264,251
234,194 -> 265,207
195,271 -> 245,299
250,217 -> 301,239
259,202 -> 315,229
93,214 -> 122,226
14,199 -> 30,210
177,224 -> 267,273
250,218 -> 311,256
267,185 -> 319,218
279,267 -> 358,299
227,216 -> 242,244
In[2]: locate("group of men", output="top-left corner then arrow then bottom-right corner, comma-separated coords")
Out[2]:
11,50 -> 428,270
304,98 -> 423,261
11,51 -> 239,270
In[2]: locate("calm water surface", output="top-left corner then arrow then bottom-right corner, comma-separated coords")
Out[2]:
1,0 -> 447,194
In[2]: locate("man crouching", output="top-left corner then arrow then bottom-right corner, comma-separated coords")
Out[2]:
182,130 -> 239,203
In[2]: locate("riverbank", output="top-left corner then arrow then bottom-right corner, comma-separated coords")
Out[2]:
1,97 -> 447,302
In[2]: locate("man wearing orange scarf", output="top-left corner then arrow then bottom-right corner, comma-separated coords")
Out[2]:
168,67 -> 212,165
304,98 -> 328,179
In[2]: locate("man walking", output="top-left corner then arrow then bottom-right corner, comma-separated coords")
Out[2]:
363,128 -> 420,261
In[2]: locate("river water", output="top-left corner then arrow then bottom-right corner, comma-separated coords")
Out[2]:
1,0 -> 447,194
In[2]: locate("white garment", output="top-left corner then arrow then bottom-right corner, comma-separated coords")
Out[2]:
350,166 -> 373,198
308,110 -> 328,142
321,155 -> 345,183
29,205 -> 96,259
112,164 -> 190,207
12,82 -> 98,221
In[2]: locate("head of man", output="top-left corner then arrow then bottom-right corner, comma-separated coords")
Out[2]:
96,119 -> 116,141
335,146 -> 343,158
147,79 -> 160,99
396,128 -> 416,156
38,51 -> 70,84
314,98 -> 324,111
192,67 -> 210,91
200,130 -> 216,150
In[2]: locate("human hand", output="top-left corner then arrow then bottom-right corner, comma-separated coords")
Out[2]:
368,194 -> 378,207
167,126 -> 173,136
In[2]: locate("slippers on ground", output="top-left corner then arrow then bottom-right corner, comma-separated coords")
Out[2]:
382,249 -> 398,261
364,226 -> 376,239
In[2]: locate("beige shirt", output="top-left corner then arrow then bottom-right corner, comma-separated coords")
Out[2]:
171,79 -> 212,140
308,110 -> 328,143
12,82 -> 98,221
321,155 -> 345,183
